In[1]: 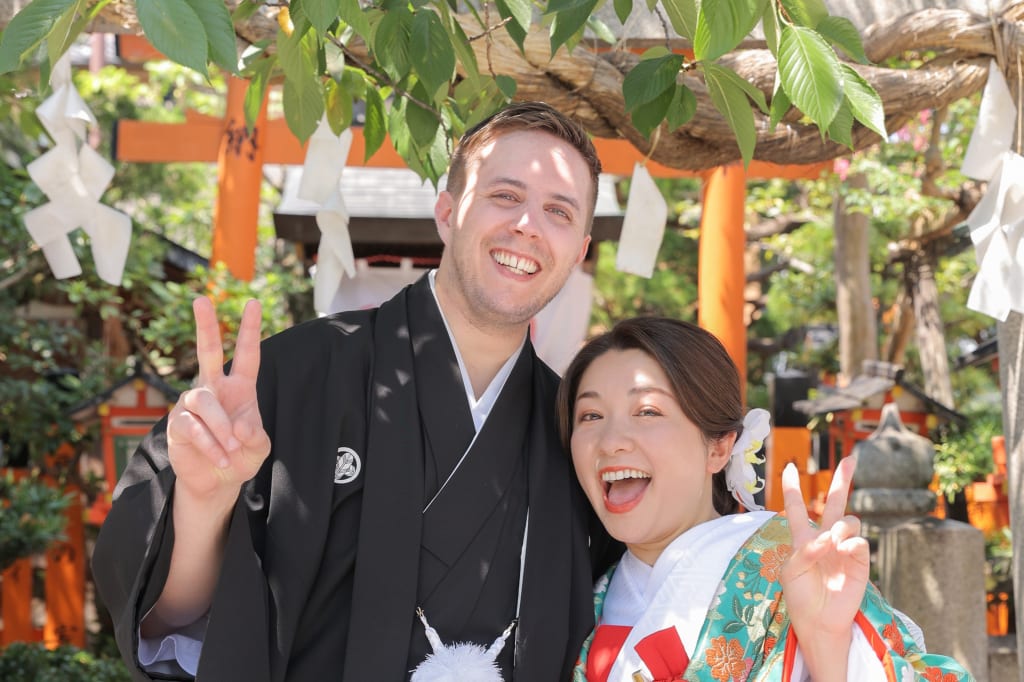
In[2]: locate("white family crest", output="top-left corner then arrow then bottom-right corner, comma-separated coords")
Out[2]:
334,447 -> 361,484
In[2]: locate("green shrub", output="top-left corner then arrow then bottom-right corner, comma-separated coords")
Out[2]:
0,642 -> 130,682
932,410 -> 1001,502
0,472 -> 70,571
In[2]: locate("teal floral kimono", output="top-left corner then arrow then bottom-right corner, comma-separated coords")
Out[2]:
573,515 -> 975,682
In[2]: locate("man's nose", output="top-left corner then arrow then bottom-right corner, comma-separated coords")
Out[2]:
512,203 -> 542,237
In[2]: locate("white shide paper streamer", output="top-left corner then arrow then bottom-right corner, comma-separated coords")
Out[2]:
22,54 -> 132,286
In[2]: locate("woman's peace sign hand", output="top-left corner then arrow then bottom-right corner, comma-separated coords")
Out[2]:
779,456 -> 870,680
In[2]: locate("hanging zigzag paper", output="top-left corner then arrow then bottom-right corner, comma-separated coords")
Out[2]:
961,60 -> 1024,321
22,54 -> 132,286
616,162 -> 667,278
297,116 -> 355,314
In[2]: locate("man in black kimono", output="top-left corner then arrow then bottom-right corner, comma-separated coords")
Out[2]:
92,102 -> 618,681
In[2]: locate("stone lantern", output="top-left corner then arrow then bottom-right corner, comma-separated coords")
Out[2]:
849,402 -> 937,528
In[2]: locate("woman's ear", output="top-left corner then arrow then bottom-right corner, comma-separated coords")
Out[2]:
707,432 -> 736,475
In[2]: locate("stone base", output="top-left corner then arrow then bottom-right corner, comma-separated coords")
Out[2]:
989,635 -> 1019,682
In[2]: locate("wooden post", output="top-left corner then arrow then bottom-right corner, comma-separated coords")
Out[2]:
0,558 -> 37,645
210,76 -> 268,281
698,164 -> 748,396
43,487 -> 85,648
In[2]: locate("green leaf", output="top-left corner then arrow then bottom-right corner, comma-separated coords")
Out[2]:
374,8 -> 413,83
693,0 -> 766,62
496,74 -> 517,99
136,0 -> 209,76
420,119 -> 451,184
0,0 -> 78,74
661,0 -> 698,42
406,98 -> 441,147
777,0 -> 828,28
826,98 -> 853,147
768,76 -> 791,130
363,87 -> 387,161
341,64 -> 369,99
665,84 -> 697,130
496,0 -> 532,34
547,0 -> 599,53
622,53 -> 684,112
614,0 -> 633,26
815,16 -> 868,64
46,0 -> 87,69
232,0 -> 261,23
302,0 -> 342,34
324,78 -> 354,134
840,63 -> 886,138
761,2 -> 779,55
282,74 -> 324,141
494,0 -> 527,51
44,0 -> 87,68
338,0 -> 371,38
777,24 -> 842,129
184,0 -> 239,74
411,10 -> 456,101
243,56 -> 274,130
704,61 -> 767,112
277,20 -> 316,84
630,86 -> 674,138
587,15 -> 618,45
703,61 -> 758,166
444,13 -> 480,84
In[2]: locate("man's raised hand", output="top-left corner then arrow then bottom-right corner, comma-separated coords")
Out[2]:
166,298 -> 271,503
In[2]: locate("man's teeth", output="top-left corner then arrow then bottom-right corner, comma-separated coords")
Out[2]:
601,469 -> 651,482
494,251 -> 538,274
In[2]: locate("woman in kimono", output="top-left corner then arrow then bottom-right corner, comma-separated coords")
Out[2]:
557,316 -> 975,682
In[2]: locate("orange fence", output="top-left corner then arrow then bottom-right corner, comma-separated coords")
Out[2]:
0,467 -> 86,649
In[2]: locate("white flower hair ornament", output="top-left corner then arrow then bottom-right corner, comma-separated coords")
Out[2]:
724,408 -> 771,511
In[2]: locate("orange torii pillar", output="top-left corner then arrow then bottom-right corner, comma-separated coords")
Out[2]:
210,76 -> 267,280
697,164 -> 748,395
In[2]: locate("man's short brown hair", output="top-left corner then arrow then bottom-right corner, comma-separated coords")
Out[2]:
445,102 -> 602,226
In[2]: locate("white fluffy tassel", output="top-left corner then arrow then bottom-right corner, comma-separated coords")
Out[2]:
410,608 -> 514,682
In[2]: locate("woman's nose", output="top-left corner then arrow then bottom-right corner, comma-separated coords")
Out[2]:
597,421 -> 634,456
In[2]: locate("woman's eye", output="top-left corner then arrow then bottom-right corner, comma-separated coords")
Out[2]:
637,407 -> 661,417
577,411 -> 601,423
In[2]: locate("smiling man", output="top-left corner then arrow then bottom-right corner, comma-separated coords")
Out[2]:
93,102 -> 617,682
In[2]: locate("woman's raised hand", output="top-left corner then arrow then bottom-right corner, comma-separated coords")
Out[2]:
779,456 -> 870,681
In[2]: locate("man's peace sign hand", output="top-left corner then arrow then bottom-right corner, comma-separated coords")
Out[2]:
166,298 -> 272,504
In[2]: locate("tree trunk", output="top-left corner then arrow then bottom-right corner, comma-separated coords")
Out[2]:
882,287 -> 915,365
833,173 -> 878,385
909,248 -> 955,409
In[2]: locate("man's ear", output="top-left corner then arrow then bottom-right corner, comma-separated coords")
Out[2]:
707,432 -> 736,475
434,191 -> 455,245
575,234 -> 591,266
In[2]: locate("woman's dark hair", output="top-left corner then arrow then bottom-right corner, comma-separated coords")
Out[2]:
557,316 -> 744,515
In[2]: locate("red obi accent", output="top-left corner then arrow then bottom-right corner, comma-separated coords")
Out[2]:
635,627 -> 690,680
589,625 -> 631,682
588,624 -> 690,682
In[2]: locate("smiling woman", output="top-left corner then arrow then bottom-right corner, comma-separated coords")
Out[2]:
557,316 -> 977,682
